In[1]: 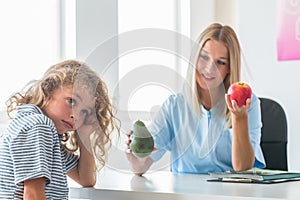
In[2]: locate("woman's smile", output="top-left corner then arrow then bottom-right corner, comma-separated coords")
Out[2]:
201,73 -> 215,81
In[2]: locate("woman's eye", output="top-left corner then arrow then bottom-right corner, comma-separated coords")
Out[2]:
216,60 -> 226,66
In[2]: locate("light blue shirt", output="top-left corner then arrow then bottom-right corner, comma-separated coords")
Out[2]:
149,93 -> 265,174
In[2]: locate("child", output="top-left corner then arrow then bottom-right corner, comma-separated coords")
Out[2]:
0,60 -> 120,199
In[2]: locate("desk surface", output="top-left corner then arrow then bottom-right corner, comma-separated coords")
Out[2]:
69,168 -> 300,200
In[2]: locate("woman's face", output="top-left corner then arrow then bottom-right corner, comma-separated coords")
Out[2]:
196,39 -> 230,91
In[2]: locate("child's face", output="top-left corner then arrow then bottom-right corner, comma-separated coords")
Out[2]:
43,86 -> 95,134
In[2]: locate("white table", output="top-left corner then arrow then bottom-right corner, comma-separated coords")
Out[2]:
69,168 -> 300,200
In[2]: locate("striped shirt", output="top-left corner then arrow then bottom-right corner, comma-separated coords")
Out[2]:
0,104 -> 78,199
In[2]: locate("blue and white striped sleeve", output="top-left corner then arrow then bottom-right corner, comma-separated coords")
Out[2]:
10,124 -> 54,185
61,148 -> 78,173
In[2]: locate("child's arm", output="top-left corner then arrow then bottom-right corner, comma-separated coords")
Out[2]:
68,137 -> 97,187
68,115 -> 97,187
23,177 -> 46,200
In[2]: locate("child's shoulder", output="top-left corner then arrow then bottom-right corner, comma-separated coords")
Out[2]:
10,104 -> 55,132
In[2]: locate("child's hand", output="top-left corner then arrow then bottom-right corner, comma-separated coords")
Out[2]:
76,112 -> 99,152
77,112 -> 98,135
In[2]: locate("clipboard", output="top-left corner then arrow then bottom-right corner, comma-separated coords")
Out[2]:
207,168 -> 300,184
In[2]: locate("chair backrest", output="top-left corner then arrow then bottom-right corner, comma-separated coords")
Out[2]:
259,97 -> 288,170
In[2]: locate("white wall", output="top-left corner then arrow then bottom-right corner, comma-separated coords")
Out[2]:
0,0 -> 62,132
76,0 -> 119,96
0,0 -> 62,109
191,0 -> 300,171
238,0 -> 300,171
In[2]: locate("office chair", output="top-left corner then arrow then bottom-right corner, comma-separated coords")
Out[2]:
259,97 -> 288,171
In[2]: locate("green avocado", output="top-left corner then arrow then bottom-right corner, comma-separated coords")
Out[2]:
130,120 -> 154,158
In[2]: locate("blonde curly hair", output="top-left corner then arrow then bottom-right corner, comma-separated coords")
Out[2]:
6,59 -> 120,170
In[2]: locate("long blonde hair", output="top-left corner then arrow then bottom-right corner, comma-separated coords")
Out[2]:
6,59 -> 120,170
186,23 -> 241,127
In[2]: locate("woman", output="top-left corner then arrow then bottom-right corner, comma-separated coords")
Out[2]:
126,23 -> 265,175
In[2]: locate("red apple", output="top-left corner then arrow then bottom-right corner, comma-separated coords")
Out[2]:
227,82 -> 252,106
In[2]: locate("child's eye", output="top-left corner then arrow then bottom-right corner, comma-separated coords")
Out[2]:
67,98 -> 76,106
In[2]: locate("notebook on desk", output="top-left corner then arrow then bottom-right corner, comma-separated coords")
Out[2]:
207,168 -> 300,184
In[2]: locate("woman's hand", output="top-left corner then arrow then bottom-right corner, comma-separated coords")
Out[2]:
125,130 -> 153,176
225,94 -> 251,119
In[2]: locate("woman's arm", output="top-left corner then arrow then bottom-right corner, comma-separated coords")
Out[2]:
125,95 -> 177,175
226,94 -> 255,171
24,177 -> 46,200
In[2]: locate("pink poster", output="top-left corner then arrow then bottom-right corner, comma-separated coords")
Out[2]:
277,0 -> 300,61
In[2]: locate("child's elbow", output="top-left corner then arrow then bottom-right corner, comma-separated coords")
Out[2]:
79,176 -> 96,187
80,179 -> 96,187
